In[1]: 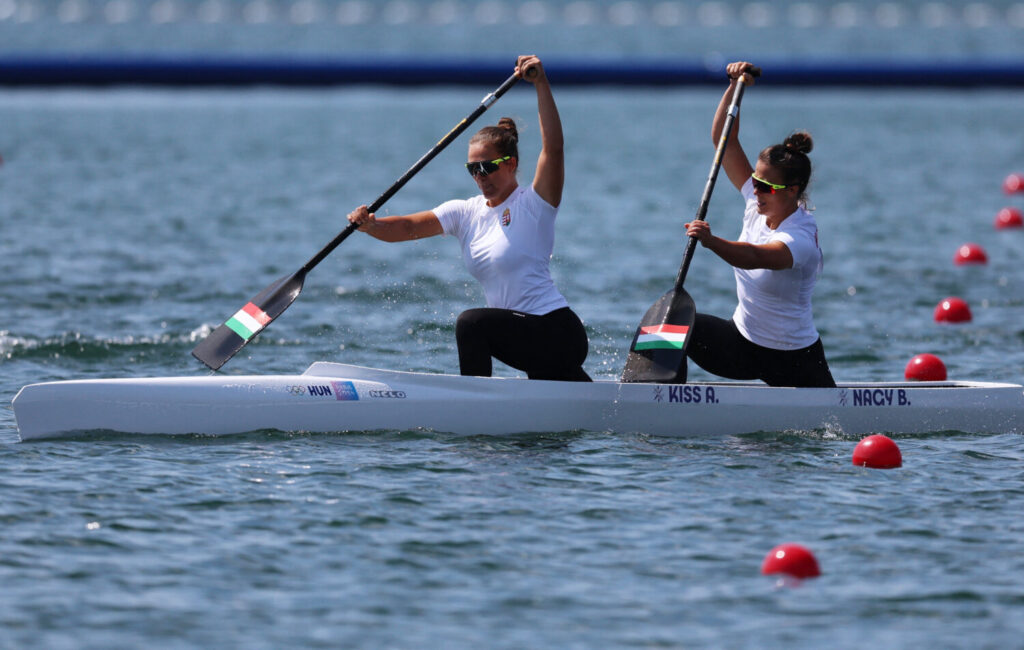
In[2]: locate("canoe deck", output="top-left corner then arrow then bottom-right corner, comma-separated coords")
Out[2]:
12,362 -> 1024,440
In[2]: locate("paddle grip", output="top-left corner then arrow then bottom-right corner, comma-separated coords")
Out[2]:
728,65 -> 762,80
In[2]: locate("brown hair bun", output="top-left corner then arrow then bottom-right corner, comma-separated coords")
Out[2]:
496,117 -> 519,143
469,117 -> 520,160
783,131 -> 813,156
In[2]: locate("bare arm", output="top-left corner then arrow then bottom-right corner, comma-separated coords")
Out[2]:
703,237 -> 793,270
685,220 -> 793,270
516,55 -> 564,208
713,62 -> 757,192
347,206 -> 443,242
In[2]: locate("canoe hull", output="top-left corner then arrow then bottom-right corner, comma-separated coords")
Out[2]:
12,362 -> 1024,440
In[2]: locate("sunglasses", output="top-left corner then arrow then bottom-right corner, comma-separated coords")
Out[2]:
465,156 -> 511,177
751,173 -> 789,194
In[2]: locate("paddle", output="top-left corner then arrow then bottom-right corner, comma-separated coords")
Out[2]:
192,70 -> 525,371
621,65 -> 760,384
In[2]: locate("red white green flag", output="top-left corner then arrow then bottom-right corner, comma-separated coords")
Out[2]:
224,302 -> 272,341
634,324 -> 689,350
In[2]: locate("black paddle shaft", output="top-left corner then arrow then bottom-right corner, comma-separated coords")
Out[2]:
302,72 -> 522,274
673,67 -> 759,291
192,71 -> 523,371
620,66 -> 759,384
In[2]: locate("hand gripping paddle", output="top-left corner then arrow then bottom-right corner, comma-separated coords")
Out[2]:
621,66 -> 760,384
192,70 -> 525,370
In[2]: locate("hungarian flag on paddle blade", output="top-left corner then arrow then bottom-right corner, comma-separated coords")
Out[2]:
224,303 -> 272,341
192,271 -> 305,371
621,286 -> 695,384
634,324 -> 689,350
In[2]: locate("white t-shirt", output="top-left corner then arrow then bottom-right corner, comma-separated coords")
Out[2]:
433,185 -> 569,315
732,177 -> 824,350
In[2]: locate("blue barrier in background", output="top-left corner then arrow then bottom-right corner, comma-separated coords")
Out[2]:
2,55 -> 1024,87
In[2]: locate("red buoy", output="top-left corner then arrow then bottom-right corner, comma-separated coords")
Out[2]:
933,297 -> 972,323
995,207 -> 1024,229
953,243 -> 987,265
904,353 -> 947,381
1004,173 -> 1024,194
761,543 -> 821,579
852,434 -> 902,469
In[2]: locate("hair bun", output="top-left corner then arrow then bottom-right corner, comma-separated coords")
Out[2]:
497,117 -> 519,142
783,131 -> 813,155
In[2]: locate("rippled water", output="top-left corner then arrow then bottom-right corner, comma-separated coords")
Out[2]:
2,82 -> 1022,650
3,428 -> 1024,648
3,6 -> 1024,645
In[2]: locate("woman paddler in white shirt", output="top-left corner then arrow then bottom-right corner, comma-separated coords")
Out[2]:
347,55 -> 591,382
683,61 -> 835,388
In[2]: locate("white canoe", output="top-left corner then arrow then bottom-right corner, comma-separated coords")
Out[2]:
12,362 -> 1024,441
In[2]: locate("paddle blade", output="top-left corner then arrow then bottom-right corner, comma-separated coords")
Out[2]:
620,287 -> 696,383
191,271 -> 306,371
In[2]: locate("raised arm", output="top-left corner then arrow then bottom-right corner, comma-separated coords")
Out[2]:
516,55 -> 564,208
713,61 -> 757,192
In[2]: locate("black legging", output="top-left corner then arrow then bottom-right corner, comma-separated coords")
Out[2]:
455,306 -> 591,382
686,314 -> 836,388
